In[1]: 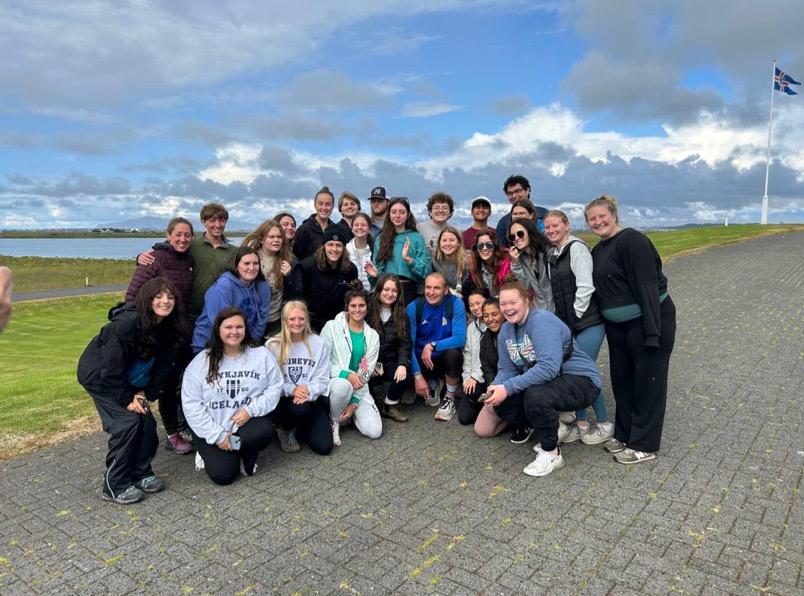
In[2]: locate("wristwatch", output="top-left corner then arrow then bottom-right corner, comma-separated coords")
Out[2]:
429,341 -> 437,350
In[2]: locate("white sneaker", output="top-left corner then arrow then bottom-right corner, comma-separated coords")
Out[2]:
425,379 -> 443,407
434,395 -> 456,421
558,411 -> 576,425
561,423 -> 587,444
240,460 -> 258,476
581,422 -> 614,445
532,442 -> 543,453
557,421 -> 571,443
194,451 -> 205,471
523,449 -> 565,477
331,420 -> 342,447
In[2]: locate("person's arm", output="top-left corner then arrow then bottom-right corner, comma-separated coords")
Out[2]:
0,266 -> 13,332
568,241 -> 595,319
510,257 -> 537,293
433,297 -> 466,352
320,321 -> 344,379
480,334 -> 497,385
621,231 -> 663,347
491,329 -> 517,387
462,323 -> 484,383
125,261 -> 158,304
408,234 -> 433,281
283,258 -> 299,300
396,319 -> 412,369
292,226 -> 308,260
406,301 -> 422,375
244,348 -> 283,417
307,339 -> 332,400
501,316 -> 565,395
180,354 -> 227,445
191,279 -> 231,351
97,325 -> 136,407
250,281 -> 271,341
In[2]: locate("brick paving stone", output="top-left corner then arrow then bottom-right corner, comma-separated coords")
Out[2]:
0,231 -> 802,594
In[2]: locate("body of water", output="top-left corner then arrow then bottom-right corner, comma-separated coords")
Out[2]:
1,237 -> 244,259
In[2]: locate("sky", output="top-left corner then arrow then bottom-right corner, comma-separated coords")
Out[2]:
1,0 -> 804,230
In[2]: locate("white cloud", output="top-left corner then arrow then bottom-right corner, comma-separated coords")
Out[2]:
199,143 -> 264,185
401,101 -> 463,118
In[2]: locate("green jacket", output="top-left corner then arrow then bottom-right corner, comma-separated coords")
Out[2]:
188,234 -> 236,321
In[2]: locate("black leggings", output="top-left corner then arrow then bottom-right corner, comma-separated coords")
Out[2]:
274,397 -> 333,455
193,415 -> 274,485
369,364 -> 411,405
458,382 -> 486,425
604,297 -> 676,452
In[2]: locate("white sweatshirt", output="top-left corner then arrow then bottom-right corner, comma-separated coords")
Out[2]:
182,346 -> 282,445
462,317 -> 487,383
266,335 -> 331,400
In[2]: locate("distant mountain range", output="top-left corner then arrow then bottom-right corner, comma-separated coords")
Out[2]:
101,216 -> 254,233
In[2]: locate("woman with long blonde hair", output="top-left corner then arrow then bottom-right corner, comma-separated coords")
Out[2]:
242,220 -> 297,338
266,301 -> 334,455
431,226 -> 468,295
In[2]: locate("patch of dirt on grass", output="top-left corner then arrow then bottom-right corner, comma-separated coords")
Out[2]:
0,414 -> 100,460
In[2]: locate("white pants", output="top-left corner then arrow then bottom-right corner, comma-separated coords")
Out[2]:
327,378 -> 382,439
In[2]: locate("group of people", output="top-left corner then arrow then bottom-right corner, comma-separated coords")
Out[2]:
77,174 -> 676,504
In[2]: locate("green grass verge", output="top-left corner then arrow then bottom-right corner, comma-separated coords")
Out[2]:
0,294 -> 121,441
1,255 -> 134,293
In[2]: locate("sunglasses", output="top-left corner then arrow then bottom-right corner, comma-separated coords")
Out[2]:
476,241 -> 495,251
508,230 -> 526,243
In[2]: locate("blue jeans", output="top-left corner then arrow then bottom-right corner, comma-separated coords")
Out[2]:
573,323 -> 609,423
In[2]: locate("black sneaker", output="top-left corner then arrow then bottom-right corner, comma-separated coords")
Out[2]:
101,485 -> 145,505
510,427 -> 534,444
134,475 -> 165,494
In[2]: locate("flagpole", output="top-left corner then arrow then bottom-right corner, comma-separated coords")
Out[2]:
761,59 -> 775,225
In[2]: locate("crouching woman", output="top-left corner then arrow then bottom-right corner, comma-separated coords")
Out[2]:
182,307 -> 282,485
77,277 -> 187,504
480,280 -> 603,477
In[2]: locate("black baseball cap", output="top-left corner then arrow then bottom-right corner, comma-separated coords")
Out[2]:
369,186 -> 387,201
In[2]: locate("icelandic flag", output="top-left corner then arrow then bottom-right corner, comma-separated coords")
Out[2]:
775,67 -> 801,95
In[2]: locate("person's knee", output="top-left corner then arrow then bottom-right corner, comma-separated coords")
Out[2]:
363,424 -> 382,439
308,438 -> 334,456
206,467 -> 238,486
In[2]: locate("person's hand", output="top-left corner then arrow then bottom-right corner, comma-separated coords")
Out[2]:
364,260 -> 378,278
402,239 -> 413,264
231,408 -> 251,427
280,260 -> 292,276
218,432 -> 233,451
393,365 -> 407,383
339,403 -> 358,423
137,250 -> 156,266
292,385 -> 310,403
463,378 -> 477,394
414,374 -> 430,399
126,392 -> 149,414
508,245 -> 520,263
346,372 -> 363,390
484,384 -> 508,407
421,344 -> 435,370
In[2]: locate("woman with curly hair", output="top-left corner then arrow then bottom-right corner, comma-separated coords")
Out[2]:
242,220 -> 297,338
372,197 -> 431,306
78,277 -> 188,504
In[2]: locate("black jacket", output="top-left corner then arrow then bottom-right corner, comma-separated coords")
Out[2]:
368,302 -> 412,370
77,305 -> 182,407
292,256 -> 358,332
292,214 -> 334,261
479,329 -> 498,386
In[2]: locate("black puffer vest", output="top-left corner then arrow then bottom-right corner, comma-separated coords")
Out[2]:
549,240 -> 602,334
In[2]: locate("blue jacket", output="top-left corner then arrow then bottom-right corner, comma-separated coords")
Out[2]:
493,308 -> 601,395
406,294 -> 466,375
192,272 -> 271,351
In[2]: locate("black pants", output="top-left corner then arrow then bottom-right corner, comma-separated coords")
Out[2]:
194,415 -> 274,486
522,374 -> 599,452
88,389 -> 158,496
274,397 -> 333,455
605,297 -> 676,452
458,382 -> 486,425
369,363 -> 411,405
420,348 -> 463,383
158,383 -> 188,436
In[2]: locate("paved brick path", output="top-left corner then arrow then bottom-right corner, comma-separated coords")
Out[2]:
1,232 -> 802,595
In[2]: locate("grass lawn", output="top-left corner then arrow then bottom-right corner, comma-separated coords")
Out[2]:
2,255 -> 134,294
0,294 -> 123,457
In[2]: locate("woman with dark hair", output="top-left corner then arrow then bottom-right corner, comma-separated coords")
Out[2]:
293,227 -> 358,332
463,229 -> 511,298
346,212 -> 375,291
242,220 -> 297,338
191,247 -> 271,352
274,212 -> 297,244
366,274 -> 412,423
459,287 -> 489,424
543,209 -> 613,446
125,216 -> 195,455
585,195 -> 676,465
432,226 -> 468,295
78,277 -> 187,504
265,301 -> 334,455
507,217 -> 554,311
293,186 -> 336,261
321,281 -> 382,445
372,197 -> 431,306
182,307 -> 282,484
511,198 -> 548,233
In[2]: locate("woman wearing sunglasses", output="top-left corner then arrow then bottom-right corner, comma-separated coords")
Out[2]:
463,230 -> 511,299
507,218 -> 553,311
